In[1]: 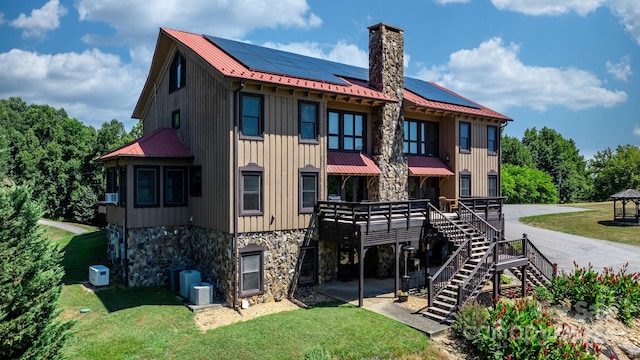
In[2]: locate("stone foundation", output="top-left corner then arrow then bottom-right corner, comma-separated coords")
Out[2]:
106,224 -> 330,306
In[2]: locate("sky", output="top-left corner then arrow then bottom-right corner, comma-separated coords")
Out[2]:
0,0 -> 639,159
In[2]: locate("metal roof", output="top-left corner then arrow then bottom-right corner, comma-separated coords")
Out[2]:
155,28 -> 512,122
610,189 -> 640,199
98,128 -> 193,160
327,152 -> 381,175
407,156 -> 454,176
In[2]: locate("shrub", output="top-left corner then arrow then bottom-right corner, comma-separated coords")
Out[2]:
454,297 -> 599,359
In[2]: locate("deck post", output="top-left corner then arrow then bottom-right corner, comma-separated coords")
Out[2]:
427,276 -> 433,307
520,265 -> 527,296
359,243 -> 365,307
394,241 -> 400,296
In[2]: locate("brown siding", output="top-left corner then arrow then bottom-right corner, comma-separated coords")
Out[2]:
238,87 -> 326,233
456,118 -> 501,197
138,43 -> 234,232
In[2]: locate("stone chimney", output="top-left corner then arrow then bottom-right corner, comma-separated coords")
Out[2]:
368,23 -> 407,201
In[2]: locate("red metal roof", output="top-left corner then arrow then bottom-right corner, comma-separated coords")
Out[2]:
163,28 -> 394,103
327,152 -> 381,175
407,156 -> 454,176
98,128 -> 193,160
404,86 -> 511,121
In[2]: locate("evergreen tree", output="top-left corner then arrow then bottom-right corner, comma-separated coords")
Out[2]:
0,186 -> 74,359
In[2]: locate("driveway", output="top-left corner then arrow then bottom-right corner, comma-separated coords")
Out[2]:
38,219 -> 89,235
503,204 -> 640,274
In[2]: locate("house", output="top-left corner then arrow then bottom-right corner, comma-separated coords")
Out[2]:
100,23 -> 553,318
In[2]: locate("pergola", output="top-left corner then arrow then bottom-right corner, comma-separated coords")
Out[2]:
610,189 -> 640,224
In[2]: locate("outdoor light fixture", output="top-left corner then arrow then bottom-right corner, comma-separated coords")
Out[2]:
402,245 -> 415,292
445,154 -> 450,162
173,229 -> 180,236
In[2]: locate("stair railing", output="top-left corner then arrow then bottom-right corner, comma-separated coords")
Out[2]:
427,233 -> 472,308
458,202 -> 502,243
457,241 -> 497,307
522,233 -> 557,282
428,203 -> 471,246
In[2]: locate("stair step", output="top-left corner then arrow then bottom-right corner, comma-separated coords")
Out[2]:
433,300 -> 456,308
423,312 -> 447,322
434,294 -> 457,303
426,306 -> 451,316
441,289 -> 458,297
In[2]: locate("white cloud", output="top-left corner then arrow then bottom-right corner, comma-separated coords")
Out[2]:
433,0 -> 471,4
77,0 -> 322,47
416,37 -> 627,112
490,0 -> 605,16
606,55 -> 632,81
634,125 -> 640,137
610,0 -> 640,46
0,49 -> 144,128
10,0 -> 67,39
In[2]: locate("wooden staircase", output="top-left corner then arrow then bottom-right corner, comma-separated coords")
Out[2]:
424,205 -> 496,323
422,203 -> 556,324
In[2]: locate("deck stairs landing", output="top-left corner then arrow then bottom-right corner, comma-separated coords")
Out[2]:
423,209 -> 495,323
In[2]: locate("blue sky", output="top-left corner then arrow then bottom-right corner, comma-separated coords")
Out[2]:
1,0 -> 639,159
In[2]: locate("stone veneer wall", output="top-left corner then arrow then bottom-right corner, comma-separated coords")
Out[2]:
368,23 -> 408,202
111,225 -> 325,306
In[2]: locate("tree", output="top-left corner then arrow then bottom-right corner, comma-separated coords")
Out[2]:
501,134 -> 534,168
522,127 -> 592,203
589,145 -> 640,201
0,186 -> 74,359
501,164 -> 558,204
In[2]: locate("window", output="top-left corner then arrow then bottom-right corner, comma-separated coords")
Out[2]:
299,168 -> 319,213
164,167 -> 187,207
408,177 -> 420,200
172,110 -> 180,129
299,245 -> 317,285
119,167 -> 127,207
460,122 -> 471,152
106,168 -> 117,193
328,110 -> 365,151
299,101 -> 319,141
487,125 -> 498,154
190,165 -> 202,197
169,51 -> 186,92
239,244 -> 264,297
460,172 -> 471,197
240,163 -> 264,215
404,120 -> 439,156
488,173 -> 498,197
240,93 -> 264,137
134,166 -> 160,207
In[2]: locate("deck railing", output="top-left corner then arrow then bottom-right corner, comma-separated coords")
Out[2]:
316,200 -> 430,234
459,196 -> 505,222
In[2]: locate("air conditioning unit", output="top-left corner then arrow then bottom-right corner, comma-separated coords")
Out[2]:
105,193 -> 118,204
179,270 -> 201,299
168,264 -> 186,292
190,282 -> 213,305
89,265 -> 110,286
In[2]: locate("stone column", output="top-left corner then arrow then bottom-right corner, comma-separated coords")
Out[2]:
368,23 -> 407,201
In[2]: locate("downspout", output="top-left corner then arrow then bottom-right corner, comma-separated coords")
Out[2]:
116,158 -> 129,286
499,119 -> 509,234
232,80 -> 245,313
153,81 -> 158,129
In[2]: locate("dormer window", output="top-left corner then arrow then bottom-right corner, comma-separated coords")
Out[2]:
169,51 -> 186,92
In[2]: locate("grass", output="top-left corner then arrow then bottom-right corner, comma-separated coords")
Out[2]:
42,223 -> 442,360
519,201 -> 640,246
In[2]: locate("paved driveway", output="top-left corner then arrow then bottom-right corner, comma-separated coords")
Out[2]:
503,204 -> 640,274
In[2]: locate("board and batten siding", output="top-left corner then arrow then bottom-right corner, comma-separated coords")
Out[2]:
238,88 -> 326,233
140,44 -> 234,232
456,118 -> 501,197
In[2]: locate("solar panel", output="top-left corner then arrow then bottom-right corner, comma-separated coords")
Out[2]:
404,77 -> 480,109
206,35 -> 480,109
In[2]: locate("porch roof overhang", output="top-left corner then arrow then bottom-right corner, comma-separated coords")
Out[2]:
327,152 -> 381,176
98,128 -> 193,161
407,156 -> 454,176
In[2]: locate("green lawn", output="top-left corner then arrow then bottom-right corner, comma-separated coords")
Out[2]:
45,224 -> 440,360
519,201 -> 640,246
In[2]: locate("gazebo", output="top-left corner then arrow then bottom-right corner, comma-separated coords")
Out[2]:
610,189 -> 640,224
